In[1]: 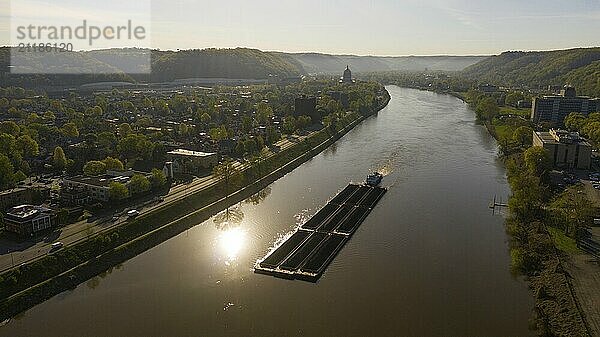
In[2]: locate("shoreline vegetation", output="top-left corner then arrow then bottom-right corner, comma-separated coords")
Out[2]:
464,89 -> 592,336
363,77 -> 592,336
0,87 -> 391,321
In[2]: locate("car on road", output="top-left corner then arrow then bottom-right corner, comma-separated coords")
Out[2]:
127,210 -> 140,218
49,242 -> 63,253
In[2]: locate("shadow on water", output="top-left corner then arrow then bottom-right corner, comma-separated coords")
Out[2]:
213,207 -> 245,231
244,187 -> 272,205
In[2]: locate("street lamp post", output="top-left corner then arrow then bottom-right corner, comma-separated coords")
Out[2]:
8,249 -> 14,267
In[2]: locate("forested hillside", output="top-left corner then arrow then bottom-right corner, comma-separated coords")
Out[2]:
462,47 -> 600,96
0,46 -> 492,88
0,47 -> 133,88
150,48 -> 304,82
0,47 -> 305,88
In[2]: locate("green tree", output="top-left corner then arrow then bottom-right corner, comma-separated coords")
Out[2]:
524,146 -> 551,177
109,182 -> 129,201
43,111 -> 56,123
53,146 -> 68,171
14,170 -> 27,182
256,135 -> 265,151
249,150 -> 268,179
256,102 -> 274,125
0,121 -> 20,136
564,112 -> 587,132
550,190 -> 594,237
200,112 -> 211,125
475,97 -> 499,122
512,126 -> 533,147
0,98 -> 9,111
297,115 -> 312,130
0,133 -> 16,156
7,107 -> 19,117
98,132 -> 117,151
242,116 -> 254,133
323,113 -> 339,131
117,134 -> 154,161
265,126 -> 280,145
213,159 -> 242,198
122,101 -> 136,113
283,116 -> 297,135
0,154 -> 15,190
150,168 -> 167,189
26,113 -> 41,124
83,161 -> 107,176
16,135 -> 39,157
244,138 -> 257,154
505,92 -> 525,107
129,173 -> 151,195
508,172 -> 546,222
102,157 -> 124,171
118,123 -> 133,136
209,125 -> 228,142
61,122 -> 79,138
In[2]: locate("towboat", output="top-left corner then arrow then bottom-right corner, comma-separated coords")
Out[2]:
365,172 -> 383,186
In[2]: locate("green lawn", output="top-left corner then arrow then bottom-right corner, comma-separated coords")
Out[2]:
547,226 -> 581,254
493,124 -> 516,143
500,106 -> 530,117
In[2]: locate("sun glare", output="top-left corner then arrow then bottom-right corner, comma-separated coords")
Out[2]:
219,227 -> 247,261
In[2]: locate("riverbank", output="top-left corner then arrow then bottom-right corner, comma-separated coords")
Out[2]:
0,89 -> 391,321
459,92 -> 593,335
393,85 -> 594,335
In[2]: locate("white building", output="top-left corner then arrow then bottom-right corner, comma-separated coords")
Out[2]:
166,149 -> 218,174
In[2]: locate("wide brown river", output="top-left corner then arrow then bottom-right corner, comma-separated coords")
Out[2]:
1,86 -> 533,337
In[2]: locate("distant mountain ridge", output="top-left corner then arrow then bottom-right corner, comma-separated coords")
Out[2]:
4,46 -> 600,96
461,47 -> 600,97
1,46 -> 489,88
280,53 -> 487,74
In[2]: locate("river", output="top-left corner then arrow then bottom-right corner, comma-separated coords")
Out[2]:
1,86 -> 533,337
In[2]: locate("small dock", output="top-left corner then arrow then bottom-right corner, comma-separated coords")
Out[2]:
254,183 -> 387,282
489,195 -> 508,210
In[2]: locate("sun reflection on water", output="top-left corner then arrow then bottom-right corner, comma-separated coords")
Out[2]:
219,227 -> 247,261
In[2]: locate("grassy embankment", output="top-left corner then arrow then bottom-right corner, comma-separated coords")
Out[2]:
504,161 -> 591,336
452,91 -> 530,146
0,90 -> 391,321
463,92 -> 592,336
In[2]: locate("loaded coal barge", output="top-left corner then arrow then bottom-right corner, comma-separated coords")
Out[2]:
255,174 -> 387,282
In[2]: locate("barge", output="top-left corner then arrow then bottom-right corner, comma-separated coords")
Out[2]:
255,181 -> 387,282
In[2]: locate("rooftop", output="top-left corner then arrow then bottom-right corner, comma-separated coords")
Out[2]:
66,171 -> 149,188
167,149 -> 217,158
536,129 -> 591,146
6,205 -> 51,221
0,187 -> 27,196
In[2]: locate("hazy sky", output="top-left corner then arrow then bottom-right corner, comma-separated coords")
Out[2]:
2,0 -> 600,55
